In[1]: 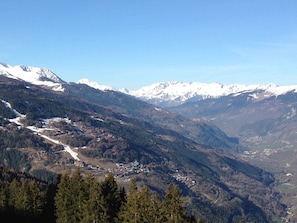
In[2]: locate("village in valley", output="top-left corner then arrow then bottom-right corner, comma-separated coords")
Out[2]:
74,159 -> 150,182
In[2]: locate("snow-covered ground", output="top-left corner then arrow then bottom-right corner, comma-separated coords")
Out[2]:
27,125 -> 81,161
27,125 -> 80,161
1,99 -> 80,161
30,128 -> 80,161
1,99 -> 26,126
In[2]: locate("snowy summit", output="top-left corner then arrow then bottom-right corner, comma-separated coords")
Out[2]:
77,78 -> 115,91
1,62 -> 297,106
126,81 -> 297,106
0,62 -> 65,91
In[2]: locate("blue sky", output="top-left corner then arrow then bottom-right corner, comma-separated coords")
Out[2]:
1,0 -> 297,89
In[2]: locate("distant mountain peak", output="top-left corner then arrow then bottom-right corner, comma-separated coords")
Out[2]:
76,78 -> 115,91
0,62 -> 65,91
126,81 -> 297,106
0,62 -> 9,68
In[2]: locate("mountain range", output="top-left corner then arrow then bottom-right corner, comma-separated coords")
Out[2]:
0,62 -> 294,222
127,81 -> 297,107
2,62 -> 297,106
71,75 -> 297,108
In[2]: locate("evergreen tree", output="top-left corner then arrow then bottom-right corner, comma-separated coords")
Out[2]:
81,174 -> 107,223
119,186 -> 127,206
120,179 -> 162,223
69,168 -> 87,222
54,172 -> 72,223
8,179 -> 20,212
137,186 -> 152,222
5,176 -> 45,221
0,184 -> 9,210
101,172 -> 122,223
119,178 -> 140,223
24,180 -> 44,216
42,183 -> 57,223
147,193 -> 162,223
161,183 -> 187,223
19,178 -> 31,213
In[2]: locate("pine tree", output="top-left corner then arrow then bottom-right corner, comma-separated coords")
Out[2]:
138,186 -> 152,222
0,184 -> 9,210
54,172 -> 72,223
120,179 -> 162,223
147,193 -> 162,223
8,179 -> 20,211
19,178 -> 31,214
69,168 -> 87,222
119,186 -> 127,206
42,183 -> 57,223
26,180 -> 44,216
101,172 -> 122,223
119,178 -> 140,223
161,183 -> 187,223
81,174 -> 107,223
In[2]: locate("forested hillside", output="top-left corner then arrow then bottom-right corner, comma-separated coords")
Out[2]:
0,76 -> 287,222
168,89 -> 297,221
0,167 -> 197,223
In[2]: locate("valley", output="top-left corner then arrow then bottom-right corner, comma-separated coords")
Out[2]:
0,64 -> 295,222
164,90 -> 297,222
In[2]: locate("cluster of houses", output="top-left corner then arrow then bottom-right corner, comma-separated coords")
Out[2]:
114,160 -> 150,178
74,160 -> 150,181
172,172 -> 196,188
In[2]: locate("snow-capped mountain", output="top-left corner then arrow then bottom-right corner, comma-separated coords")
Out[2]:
0,62 -> 65,91
126,81 -> 297,106
2,62 -> 297,106
77,78 -> 115,91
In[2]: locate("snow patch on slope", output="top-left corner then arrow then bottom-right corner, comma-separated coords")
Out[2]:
1,99 -> 26,126
1,99 -> 80,160
27,126 -> 80,161
28,126 -> 80,161
26,117 -> 80,161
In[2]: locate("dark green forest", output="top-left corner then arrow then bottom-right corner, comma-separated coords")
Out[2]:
0,167 -> 200,223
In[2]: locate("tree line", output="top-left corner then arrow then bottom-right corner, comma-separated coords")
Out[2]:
0,167 -> 201,223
